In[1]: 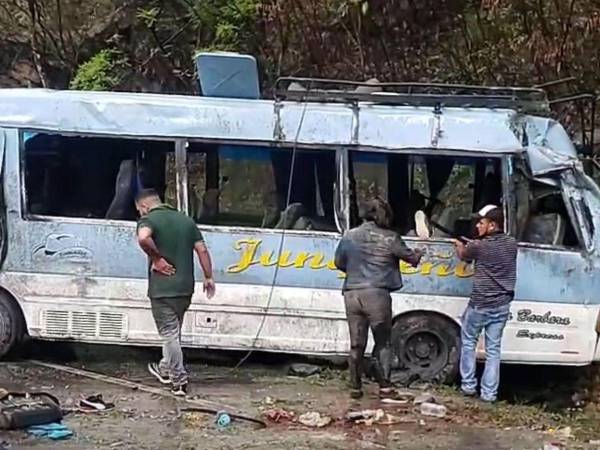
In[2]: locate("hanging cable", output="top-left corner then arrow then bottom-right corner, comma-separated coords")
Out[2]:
233,86 -> 312,369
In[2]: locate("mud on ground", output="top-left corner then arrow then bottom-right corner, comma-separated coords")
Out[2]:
2,343 -> 600,450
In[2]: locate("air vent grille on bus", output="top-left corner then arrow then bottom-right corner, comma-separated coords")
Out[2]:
98,312 -> 127,339
42,310 -> 69,336
41,310 -> 128,340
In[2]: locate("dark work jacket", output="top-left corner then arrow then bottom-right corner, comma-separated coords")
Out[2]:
334,221 -> 420,292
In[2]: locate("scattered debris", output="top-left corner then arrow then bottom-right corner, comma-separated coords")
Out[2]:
555,427 -> 572,439
542,443 -> 564,450
298,412 -> 332,428
31,360 -> 266,428
263,408 -> 295,424
389,430 -> 406,441
345,409 -> 413,426
394,390 -> 416,399
0,392 -> 63,430
263,396 -> 276,405
409,380 -> 431,391
288,363 -> 322,377
79,394 -> 115,412
182,411 -> 209,427
27,422 -> 73,440
380,389 -> 415,403
419,402 -> 447,418
413,393 -> 435,406
349,409 -> 385,426
380,398 -> 408,405
215,411 -> 231,428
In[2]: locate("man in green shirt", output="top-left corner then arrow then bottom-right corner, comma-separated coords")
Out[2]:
135,189 -> 215,396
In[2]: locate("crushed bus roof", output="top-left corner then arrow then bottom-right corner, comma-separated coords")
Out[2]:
0,88 -> 576,162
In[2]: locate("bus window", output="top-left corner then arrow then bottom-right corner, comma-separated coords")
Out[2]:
349,151 -> 502,237
515,170 -> 581,248
186,142 -> 338,231
22,132 -> 175,221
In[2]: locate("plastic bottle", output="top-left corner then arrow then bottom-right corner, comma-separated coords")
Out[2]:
419,402 -> 447,418
216,411 -> 231,428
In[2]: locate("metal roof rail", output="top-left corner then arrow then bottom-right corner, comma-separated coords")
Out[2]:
274,77 -> 551,114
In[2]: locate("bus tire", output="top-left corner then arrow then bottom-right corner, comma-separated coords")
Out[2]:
0,292 -> 25,359
390,312 -> 460,385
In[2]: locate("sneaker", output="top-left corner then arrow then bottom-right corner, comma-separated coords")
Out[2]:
171,383 -> 188,397
414,210 -> 431,239
460,388 -> 477,398
80,394 -> 115,411
148,363 -> 170,385
480,396 -> 496,403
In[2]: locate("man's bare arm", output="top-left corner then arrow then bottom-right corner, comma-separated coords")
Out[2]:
194,241 -> 213,279
195,241 -> 215,299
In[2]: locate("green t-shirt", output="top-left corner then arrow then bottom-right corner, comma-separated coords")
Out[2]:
137,205 -> 204,299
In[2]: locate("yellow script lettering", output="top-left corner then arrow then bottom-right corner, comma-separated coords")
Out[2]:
227,239 -> 261,273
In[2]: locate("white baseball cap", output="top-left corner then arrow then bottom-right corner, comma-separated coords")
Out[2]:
473,204 -> 503,223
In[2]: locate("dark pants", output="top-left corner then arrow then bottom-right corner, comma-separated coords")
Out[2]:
150,296 -> 191,385
344,288 -> 393,390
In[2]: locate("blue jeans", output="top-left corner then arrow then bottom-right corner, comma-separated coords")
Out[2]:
460,303 -> 510,401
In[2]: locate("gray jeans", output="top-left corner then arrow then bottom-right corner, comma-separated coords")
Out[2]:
150,296 -> 191,385
344,288 -> 393,390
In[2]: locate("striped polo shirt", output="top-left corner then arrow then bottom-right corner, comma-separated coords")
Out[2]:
463,232 -> 518,309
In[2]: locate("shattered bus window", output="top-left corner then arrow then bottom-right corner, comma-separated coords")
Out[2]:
350,151 -> 502,238
22,132 -> 175,221
516,175 -> 581,248
187,143 -> 337,231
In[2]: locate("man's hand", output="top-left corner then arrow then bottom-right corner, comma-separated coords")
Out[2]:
203,278 -> 216,299
414,248 -> 426,264
453,239 -> 466,258
151,257 -> 176,276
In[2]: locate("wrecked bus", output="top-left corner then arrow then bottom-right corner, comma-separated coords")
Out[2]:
0,53 -> 599,383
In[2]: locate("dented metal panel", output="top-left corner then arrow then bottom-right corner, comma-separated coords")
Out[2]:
0,89 -> 546,156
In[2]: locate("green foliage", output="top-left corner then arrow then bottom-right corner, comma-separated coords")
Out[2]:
187,0 -> 261,52
69,49 -> 124,91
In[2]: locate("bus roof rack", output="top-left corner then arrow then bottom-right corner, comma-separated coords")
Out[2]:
274,77 -> 551,114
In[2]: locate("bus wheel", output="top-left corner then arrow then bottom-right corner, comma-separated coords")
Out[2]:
390,312 -> 460,385
0,293 -> 24,359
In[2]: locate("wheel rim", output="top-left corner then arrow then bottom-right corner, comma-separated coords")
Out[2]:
395,329 -> 449,374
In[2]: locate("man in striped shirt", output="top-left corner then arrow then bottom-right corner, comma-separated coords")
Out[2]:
454,205 -> 517,402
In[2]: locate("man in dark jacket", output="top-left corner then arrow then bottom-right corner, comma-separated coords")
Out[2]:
335,197 -> 423,399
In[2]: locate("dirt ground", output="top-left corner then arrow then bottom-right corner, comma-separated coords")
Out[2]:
2,343 -> 600,450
